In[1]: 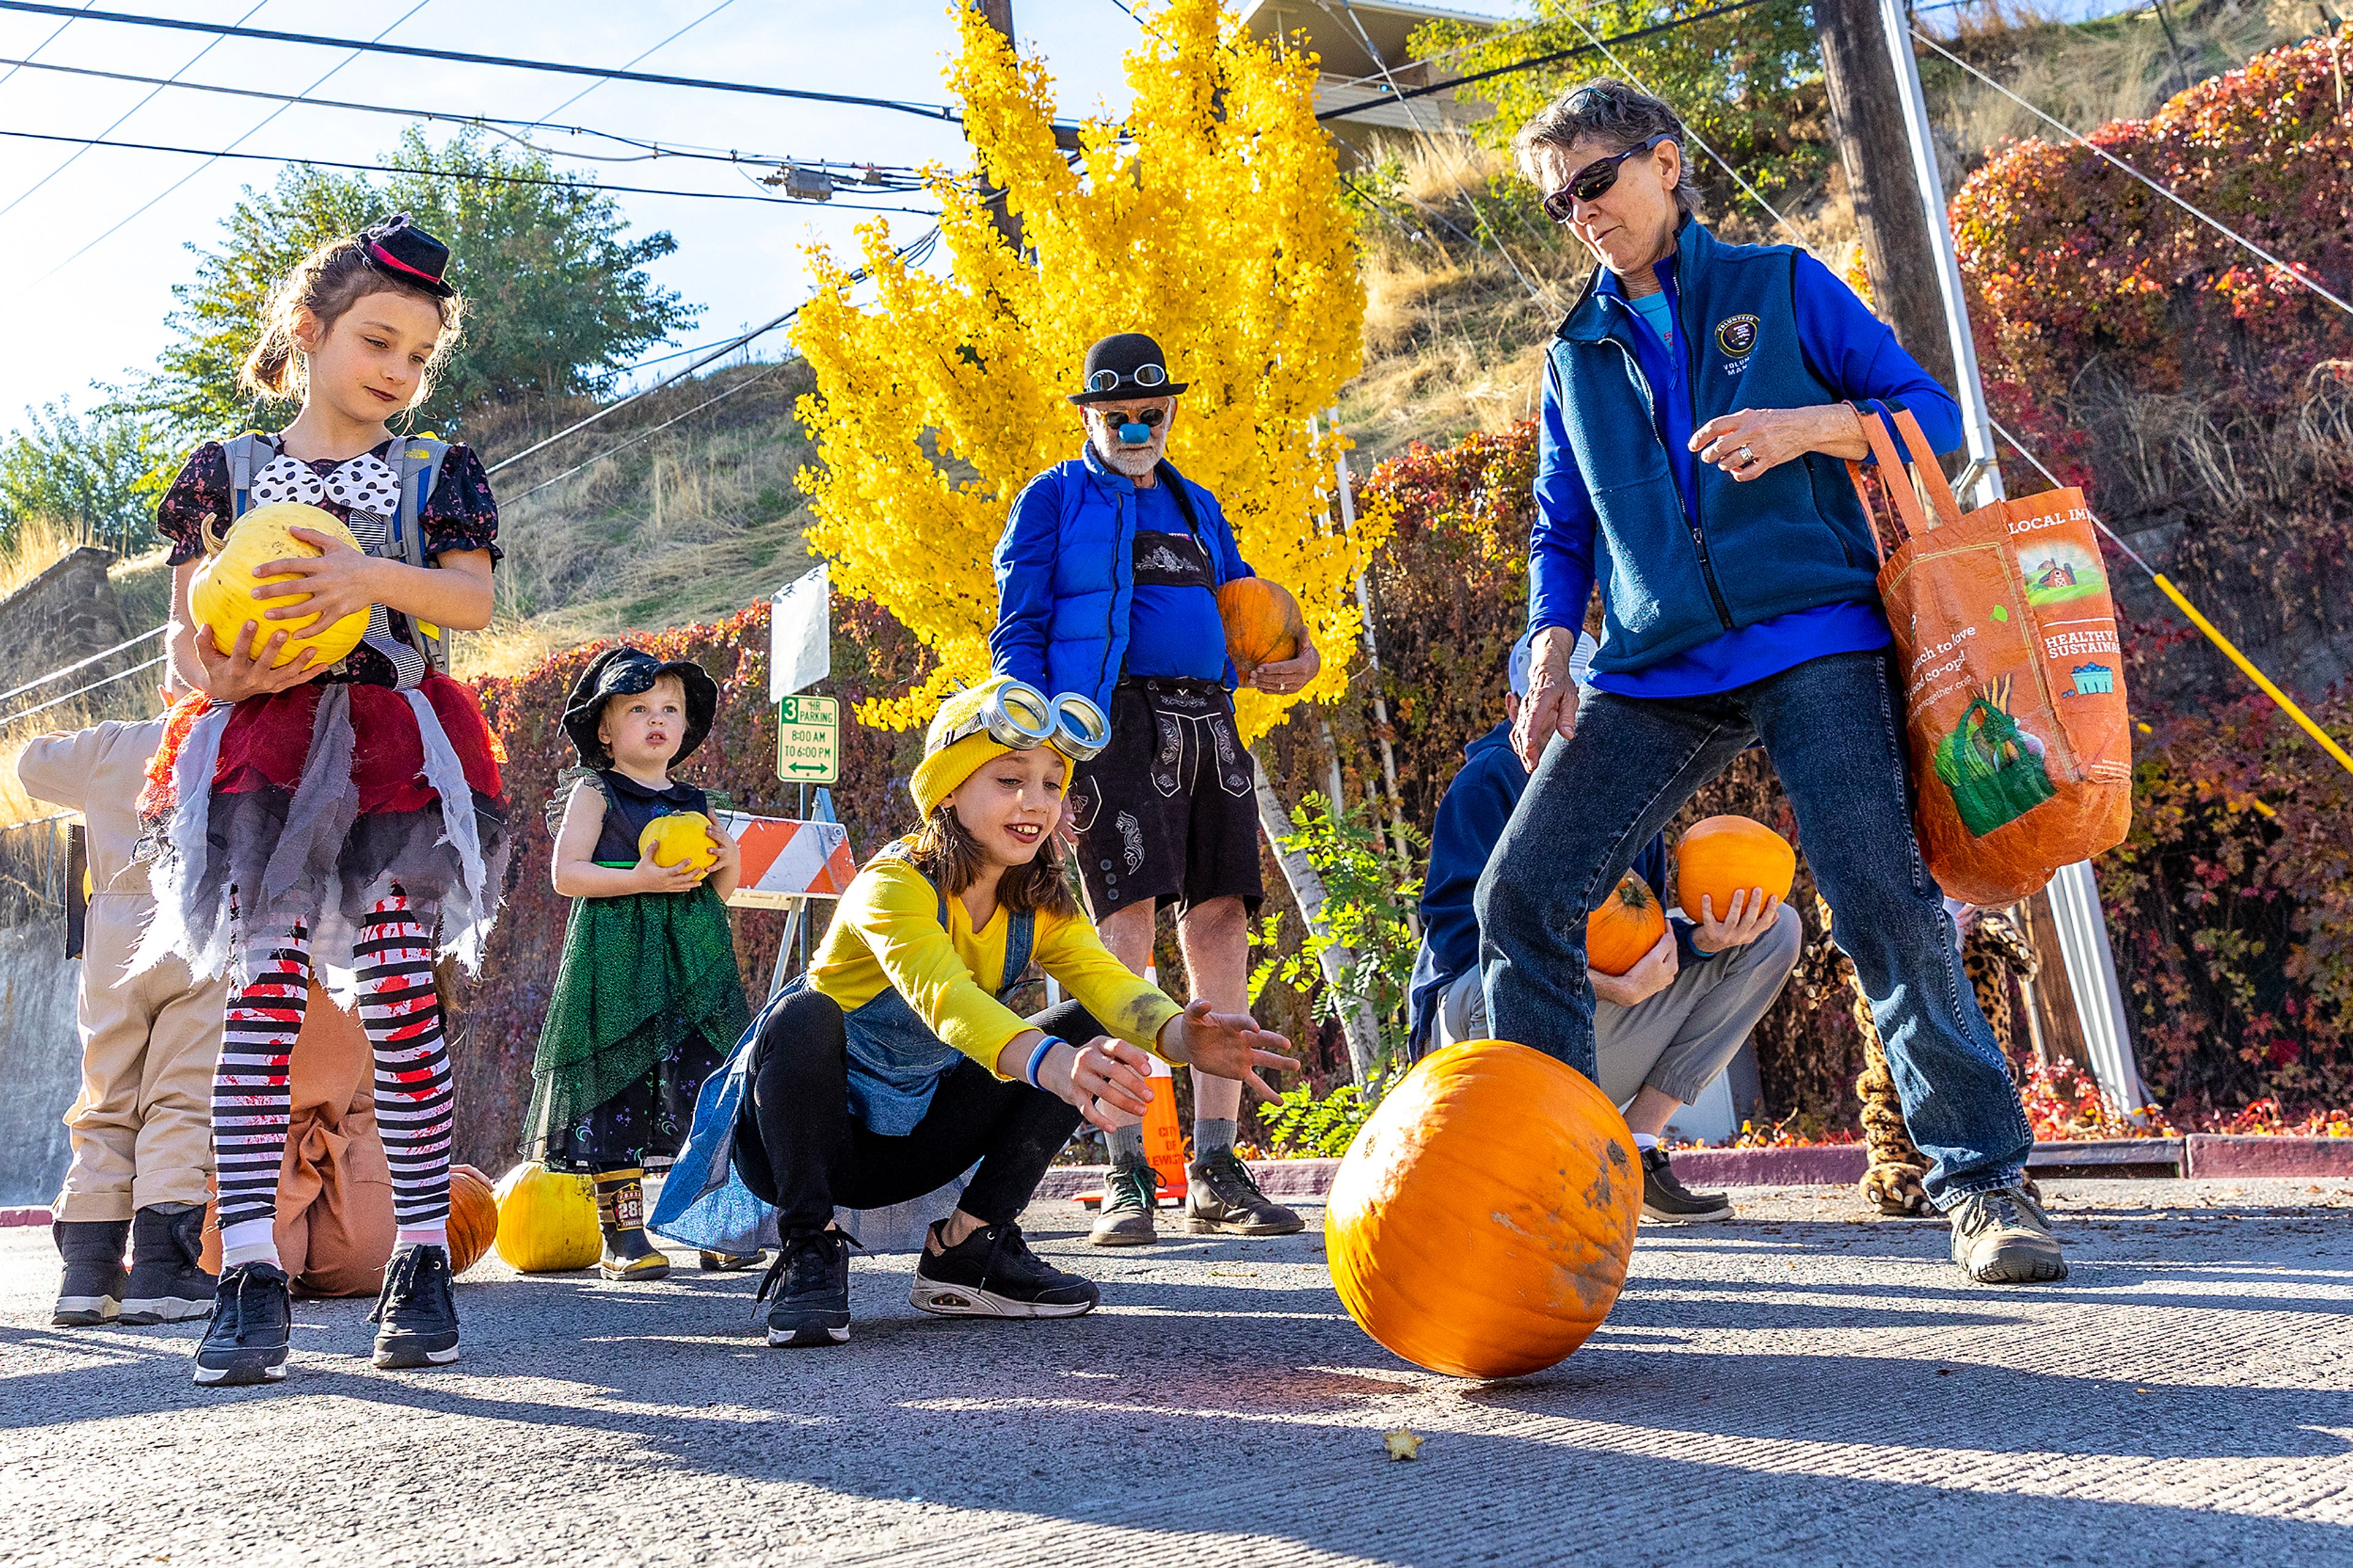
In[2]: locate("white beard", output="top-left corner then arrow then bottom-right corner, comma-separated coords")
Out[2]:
1090,426 -> 1162,480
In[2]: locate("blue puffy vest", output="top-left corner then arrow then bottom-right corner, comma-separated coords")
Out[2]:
1552,221 -> 1884,676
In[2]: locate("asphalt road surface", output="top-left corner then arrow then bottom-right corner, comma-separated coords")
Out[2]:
2,1178 -> 2348,1567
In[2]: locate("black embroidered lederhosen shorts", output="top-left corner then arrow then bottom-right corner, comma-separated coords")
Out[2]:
1067,676 -> 1264,919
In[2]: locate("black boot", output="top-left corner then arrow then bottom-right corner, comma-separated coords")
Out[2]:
594,1169 -> 672,1281
120,1204 -> 215,1325
51,1218 -> 130,1327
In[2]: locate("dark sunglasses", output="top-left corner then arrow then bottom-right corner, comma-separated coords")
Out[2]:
1095,407 -> 1166,429
1542,132 -> 1677,222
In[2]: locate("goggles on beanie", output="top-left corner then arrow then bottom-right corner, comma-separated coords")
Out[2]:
938,679 -> 1112,763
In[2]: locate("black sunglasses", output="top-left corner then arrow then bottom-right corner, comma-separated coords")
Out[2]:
1094,407 -> 1166,428
1542,132 -> 1677,222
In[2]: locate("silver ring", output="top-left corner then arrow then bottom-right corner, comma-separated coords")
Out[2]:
1737,445 -> 1757,466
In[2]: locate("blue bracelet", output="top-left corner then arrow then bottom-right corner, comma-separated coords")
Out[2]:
1025,1035 -> 1064,1089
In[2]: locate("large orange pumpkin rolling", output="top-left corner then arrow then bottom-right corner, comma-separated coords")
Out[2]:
1214,577 -> 1300,672
1677,815 -> 1796,920
1585,871 -> 1666,975
1326,1040 -> 1639,1379
446,1164 -> 499,1275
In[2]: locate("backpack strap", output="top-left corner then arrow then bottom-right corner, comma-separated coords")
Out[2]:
1156,459 -> 1203,539
220,433 -> 272,528
878,838 -> 1032,995
390,434 -> 452,673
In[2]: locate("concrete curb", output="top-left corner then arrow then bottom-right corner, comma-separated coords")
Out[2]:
2185,1133 -> 2353,1178
0,1208 -> 48,1229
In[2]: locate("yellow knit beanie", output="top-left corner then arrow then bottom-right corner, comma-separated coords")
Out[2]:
909,676 -> 1078,819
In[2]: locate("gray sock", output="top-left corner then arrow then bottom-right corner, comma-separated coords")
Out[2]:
1108,1122 -> 1147,1167
1195,1118 -> 1237,1159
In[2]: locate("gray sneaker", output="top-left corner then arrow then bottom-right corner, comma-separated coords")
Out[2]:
1089,1159 -> 1159,1247
1949,1185 -> 2068,1284
1181,1150 -> 1305,1237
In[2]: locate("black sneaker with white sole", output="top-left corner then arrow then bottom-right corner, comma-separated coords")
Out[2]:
194,1262 -> 293,1387
911,1220 -> 1099,1319
369,1243 -> 461,1369
120,1204 -> 215,1325
759,1229 -> 857,1347
1640,1146 -> 1733,1222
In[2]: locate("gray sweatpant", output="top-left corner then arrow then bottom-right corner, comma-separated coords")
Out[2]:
1436,905 -> 1802,1110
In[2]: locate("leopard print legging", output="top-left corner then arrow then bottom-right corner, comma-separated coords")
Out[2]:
1816,898 -> 2040,1214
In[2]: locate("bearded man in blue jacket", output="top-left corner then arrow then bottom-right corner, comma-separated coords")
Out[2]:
992,332 -> 1320,1248
1481,81 -> 2063,1284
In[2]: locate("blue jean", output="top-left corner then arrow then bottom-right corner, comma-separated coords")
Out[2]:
1474,650 -> 2032,1208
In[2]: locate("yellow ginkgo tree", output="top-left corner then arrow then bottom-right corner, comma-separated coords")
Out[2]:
792,0 -> 1379,741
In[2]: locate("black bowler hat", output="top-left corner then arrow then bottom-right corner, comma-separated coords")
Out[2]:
561,646 -> 720,768
360,213 -> 457,299
1067,331 -> 1189,405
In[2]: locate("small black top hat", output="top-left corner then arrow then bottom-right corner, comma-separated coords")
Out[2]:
1068,331 -> 1189,405
561,646 -> 720,768
360,213 -> 457,300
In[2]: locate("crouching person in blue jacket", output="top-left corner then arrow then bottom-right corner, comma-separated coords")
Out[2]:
1406,632 -> 1800,1223
988,331 -> 1321,1248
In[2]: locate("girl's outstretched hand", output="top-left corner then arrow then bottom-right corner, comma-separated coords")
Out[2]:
254,526 -> 384,631
1161,999 -> 1298,1101
630,847 -> 705,895
191,619 -> 320,701
1049,1037 -> 1156,1133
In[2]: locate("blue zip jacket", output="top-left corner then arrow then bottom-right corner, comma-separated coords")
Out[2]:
1532,219 -> 1964,682
1405,721 -> 1695,1053
991,445 -> 1252,713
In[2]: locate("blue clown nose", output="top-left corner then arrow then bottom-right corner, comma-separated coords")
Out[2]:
1118,422 -> 1153,446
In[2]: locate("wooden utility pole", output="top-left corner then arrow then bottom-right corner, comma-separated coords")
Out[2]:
971,0 -> 1026,252
1813,0 -> 1958,397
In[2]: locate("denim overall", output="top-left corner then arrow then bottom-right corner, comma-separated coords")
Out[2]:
649,848 -> 1033,1253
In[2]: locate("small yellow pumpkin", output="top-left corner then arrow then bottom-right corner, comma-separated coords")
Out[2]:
491,1161 -> 601,1274
638,811 -> 718,876
187,502 -> 369,670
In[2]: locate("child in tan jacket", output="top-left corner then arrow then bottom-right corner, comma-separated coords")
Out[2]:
18,714 -> 224,1325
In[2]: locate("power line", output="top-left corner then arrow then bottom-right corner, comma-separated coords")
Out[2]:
506,363 -> 785,504
0,654 -> 166,729
0,2 -> 963,121
0,127 -> 944,211
525,0 -> 734,129
1909,25 -> 2353,320
1314,0 -> 1778,123
0,0 -> 91,93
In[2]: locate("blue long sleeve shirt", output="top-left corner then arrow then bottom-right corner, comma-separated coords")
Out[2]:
1531,250 -> 1966,697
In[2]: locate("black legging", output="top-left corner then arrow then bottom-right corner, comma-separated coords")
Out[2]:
731,988 -> 1094,1233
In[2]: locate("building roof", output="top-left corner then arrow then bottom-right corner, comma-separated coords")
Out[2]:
1238,0 -> 1508,140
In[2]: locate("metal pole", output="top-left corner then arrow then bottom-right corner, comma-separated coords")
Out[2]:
1876,0 -> 2146,1118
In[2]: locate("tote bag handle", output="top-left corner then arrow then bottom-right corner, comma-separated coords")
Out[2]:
1844,404 -> 1964,561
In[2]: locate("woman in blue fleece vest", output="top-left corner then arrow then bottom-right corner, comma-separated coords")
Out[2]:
1476,80 -> 2065,1286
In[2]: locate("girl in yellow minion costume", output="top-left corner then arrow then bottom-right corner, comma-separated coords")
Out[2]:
653,676 -> 1296,1347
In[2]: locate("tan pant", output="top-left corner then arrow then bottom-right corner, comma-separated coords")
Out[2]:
52,894 -> 227,1222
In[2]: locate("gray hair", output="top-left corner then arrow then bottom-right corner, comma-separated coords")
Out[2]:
1513,78 -> 1701,218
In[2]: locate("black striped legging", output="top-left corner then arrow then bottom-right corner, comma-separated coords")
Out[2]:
213,892 -> 454,1241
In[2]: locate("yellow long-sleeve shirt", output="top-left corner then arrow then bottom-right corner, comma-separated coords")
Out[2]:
808,844 -> 1183,1075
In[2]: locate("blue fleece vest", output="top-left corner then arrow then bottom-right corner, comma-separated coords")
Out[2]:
1552,221 -> 1883,677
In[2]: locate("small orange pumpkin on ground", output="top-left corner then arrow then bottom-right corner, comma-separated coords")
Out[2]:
1214,577 -> 1300,672
1326,1040 -> 1640,1379
1677,814 -> 1797,920
447,1164 -> 499,1275
1586,870 -> 1667,975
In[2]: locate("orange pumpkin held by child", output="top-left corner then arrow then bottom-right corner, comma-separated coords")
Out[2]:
446,1164 -> 499,1275
1677,815 -> 1797,920
1586,871 -> 1667,975
1326,1040 -> 1640,1379
1215,577 -> 1300,673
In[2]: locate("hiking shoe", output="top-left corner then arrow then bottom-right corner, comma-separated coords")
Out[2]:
1089,1158 -> 1160,1247
194,1262 -> 292,1387
51,1218 -> 129,1327
759,1229 -> 857,1347
1180,1151 -> 1305,1236
1640,1146 -> 1732,1223
369,1243 -> 461,1369
912,1220 -> 1098,1319
699,1248 -> 767,1273
1949,1185 -> 2069,1284
120,1204 -> 215,1325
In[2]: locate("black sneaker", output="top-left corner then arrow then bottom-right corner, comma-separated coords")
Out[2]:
911,1220 -> 1099,1319
369,1243 -> 461,1369
1949,1184 -> 2068,1284
194,1262 -> 293,1387
120,1205 -> 216,1325
1088,1158 -> 1160,1247
1640,1146 -> 1733,1223
759,1229 -> 857,1347
1180,1149 -> 1305,1236
51,1218 -> 130,1327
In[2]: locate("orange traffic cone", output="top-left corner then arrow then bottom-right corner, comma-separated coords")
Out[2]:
1142,1053 -> 1189,1202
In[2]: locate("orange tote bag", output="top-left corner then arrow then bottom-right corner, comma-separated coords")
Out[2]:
1848,409 -> 2133,906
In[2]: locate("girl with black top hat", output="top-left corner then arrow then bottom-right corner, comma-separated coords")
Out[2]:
140,214 -> 506,1387
524,646 -> 752,1280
